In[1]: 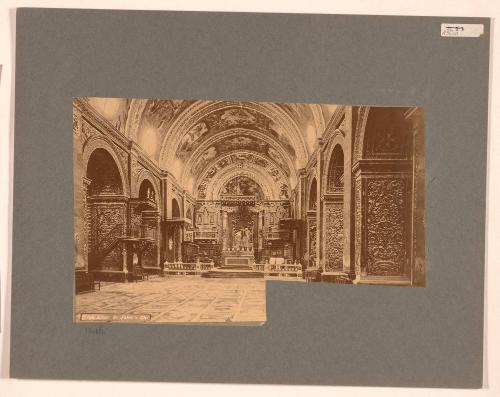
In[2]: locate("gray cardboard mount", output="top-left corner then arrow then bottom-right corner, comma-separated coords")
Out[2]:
11,8 -> 489,387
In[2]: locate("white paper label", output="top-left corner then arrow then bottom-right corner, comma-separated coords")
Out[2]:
441,23 -> 484,37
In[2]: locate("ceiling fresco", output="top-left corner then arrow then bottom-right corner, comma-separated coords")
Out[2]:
195,151 -> 290,200
190,134 -> 291,178
86,97 -> 340,197
86,97 -> 131,134
220,176 -> 265,200
176,106 -> 297,162
141,99 -> 195,131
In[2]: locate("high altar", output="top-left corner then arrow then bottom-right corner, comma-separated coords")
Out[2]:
185,176 -> 294,267
220,197 -> 257,267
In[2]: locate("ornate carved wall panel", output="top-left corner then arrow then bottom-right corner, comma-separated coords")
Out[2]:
74,178 -> 90,269
263,201 -> 290,227
324,202 -> 343,271
366,178 -> 408,276
354,177 -> 362,275
89,204 -> 125,254
129,203 -> 143,235
308,218 -> 317,266
142,245 -> 157,268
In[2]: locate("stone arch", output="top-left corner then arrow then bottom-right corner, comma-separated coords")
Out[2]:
326,144 -> 345,193
352,106 -> 416,279
135,169 -> 161,204
353,106 -> 371,165
83,142 -> 128,273
353,106 -> 412,164
181,128 -> 298,189
322,141 -> 345,272
202,164 -> 282,200
308,177 -> 318,211
171,198 -> 181,218
362,107 -> 411,160
219,175 -> 265,199
82,136 -> 130,196
124,99 -> 148,140
86,149 -> 124,195
139,179 -> 157,201
190,149 -> 295,193
159,100 -> 310,173
322,130 -> 345,193
194,150 -> 291,200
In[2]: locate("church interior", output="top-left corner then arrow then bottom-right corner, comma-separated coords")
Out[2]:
73,97 -> 425,289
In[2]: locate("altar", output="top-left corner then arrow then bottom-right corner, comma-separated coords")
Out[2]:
221,249 -> 255,267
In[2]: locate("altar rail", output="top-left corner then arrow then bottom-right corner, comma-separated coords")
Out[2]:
164,261 -> 215,276
163,261 -> 302,279
253,263 -> 302,278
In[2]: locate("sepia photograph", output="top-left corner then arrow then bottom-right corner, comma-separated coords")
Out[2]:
73,97 -> 425,324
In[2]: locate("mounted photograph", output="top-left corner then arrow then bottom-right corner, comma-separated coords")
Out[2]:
73,97 -> 425,324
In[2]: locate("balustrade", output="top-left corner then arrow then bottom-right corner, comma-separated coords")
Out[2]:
163,261 -> 302,278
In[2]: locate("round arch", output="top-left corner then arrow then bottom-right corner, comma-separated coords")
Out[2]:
193,149 -> 292,198
171,198 -> 181,218
352,106 -> 371,164
82,136 -> 129,196
325,144 -> 345,193
180,128 -> 298,188
202,164 -> 282,200
159,100 -> 310,172
188,148 -> 295,189
308,177 -> 318,211
138,179 -> 157,202
135,169 -> 161,202
321,129 -> 346,191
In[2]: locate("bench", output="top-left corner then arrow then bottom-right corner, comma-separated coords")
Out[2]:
75,271 -> 100,293
128,267 -> 149,282
92,269 -> 127,282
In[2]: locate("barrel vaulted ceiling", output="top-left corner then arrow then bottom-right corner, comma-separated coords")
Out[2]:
86,97 -> 338,198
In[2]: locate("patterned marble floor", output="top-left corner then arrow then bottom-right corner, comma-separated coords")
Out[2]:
75,276 -> 266,325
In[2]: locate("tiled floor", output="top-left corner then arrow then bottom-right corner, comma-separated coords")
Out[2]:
75,276 -> 266,324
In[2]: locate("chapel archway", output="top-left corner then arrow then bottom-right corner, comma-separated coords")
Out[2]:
85,148 -> 126,272
169,198 -> 182,261
323,144 -> 344,271
306,177 -> 318,267
354,107 -> 414,279
308,178 -> 317,211
172,198 -> 181,218
139,179 -> 156,203
86,148 -> 124,195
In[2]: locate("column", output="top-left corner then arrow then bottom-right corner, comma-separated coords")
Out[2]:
317,137 -> 325,268
258,211 -> 264,250
222,210 -> 228,250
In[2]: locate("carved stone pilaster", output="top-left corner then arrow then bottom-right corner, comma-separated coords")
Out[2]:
82,177 -> 91,269
324,201 -> 343,271
354,176 -> 362,276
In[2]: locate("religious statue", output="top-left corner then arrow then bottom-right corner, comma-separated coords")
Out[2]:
241,228 -> 249,251
234,230 -> 242,250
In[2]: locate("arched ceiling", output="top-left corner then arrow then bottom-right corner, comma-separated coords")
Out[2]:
84,97 -> 338,198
